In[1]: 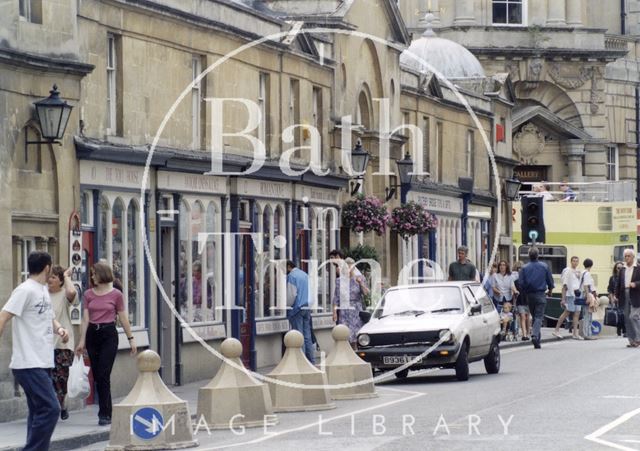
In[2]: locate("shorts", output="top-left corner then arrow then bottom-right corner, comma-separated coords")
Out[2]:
516,305 -> 530,315
564,296 -> 578,313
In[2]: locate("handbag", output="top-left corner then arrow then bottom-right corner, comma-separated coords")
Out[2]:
604,306 -> 622,327
574,272 -> 587,305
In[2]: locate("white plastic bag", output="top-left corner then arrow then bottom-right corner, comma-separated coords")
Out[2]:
67,355 -> 90,399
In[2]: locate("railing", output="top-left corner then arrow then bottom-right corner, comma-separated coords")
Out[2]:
520,180 -> 636,203
605,35 -> 629,52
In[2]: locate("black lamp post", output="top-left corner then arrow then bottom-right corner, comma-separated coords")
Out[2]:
385,152 -> 414,202
350,139 -> 370,196
504,177 -> 522,201
31,84 -> 73,145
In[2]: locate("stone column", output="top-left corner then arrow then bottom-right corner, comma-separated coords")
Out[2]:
453,0 -> 476,26
562,140 -> 585,182
546,0 -> 567,26
566,0 -> 583,26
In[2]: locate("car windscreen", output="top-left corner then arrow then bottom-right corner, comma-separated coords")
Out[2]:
373,286 -> 463,319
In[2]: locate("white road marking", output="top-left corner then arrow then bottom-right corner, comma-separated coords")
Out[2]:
584,407 -> 640,451
201,390 -> 426,450
620,440 -> 640,444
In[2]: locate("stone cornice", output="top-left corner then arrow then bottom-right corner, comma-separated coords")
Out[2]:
468,47 -> 627,62
0,47 -> 94,76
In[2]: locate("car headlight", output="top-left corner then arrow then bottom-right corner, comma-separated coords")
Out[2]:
439,329 -> 453,342
358,334 -> 370,347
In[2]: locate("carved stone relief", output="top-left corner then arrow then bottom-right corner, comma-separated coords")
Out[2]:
522,58 -> 545,90
547,63 -> 593,89
513,123 -> 546,165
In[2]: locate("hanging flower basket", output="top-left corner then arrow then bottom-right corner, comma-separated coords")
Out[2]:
341,194 -> 390,235
389,201 -> 438,240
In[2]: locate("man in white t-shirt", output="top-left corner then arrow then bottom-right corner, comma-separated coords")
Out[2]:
0,251 -> 70,451
553,256 -> 583,340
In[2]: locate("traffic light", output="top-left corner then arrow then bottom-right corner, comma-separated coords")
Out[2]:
521,197 -> 545,244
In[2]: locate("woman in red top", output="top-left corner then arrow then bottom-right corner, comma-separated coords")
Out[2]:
75,261 -> 136,426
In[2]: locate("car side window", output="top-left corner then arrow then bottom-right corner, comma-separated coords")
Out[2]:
467,285 -> 494,314
463,287 -> 479,311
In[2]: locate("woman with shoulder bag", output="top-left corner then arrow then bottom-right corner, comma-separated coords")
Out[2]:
48,265 -> 78,420
332,258 -> 369,348
75,261 -> 137,426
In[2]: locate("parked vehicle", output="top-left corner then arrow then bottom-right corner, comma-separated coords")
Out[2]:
356,282 -> 501,381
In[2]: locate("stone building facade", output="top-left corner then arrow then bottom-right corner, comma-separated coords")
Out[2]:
0,0 -> 518,422
399,0 -> 639,189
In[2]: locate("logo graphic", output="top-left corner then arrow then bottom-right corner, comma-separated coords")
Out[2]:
132,407 -> 164,440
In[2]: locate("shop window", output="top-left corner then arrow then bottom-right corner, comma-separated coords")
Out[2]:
205,203 -> 217,321
127,201 -> 139,325
99,196 -> 110,259
96,195 -> 144,327
179,200 -> 216,324
261,206 -> 272,318
80,191 -> 93,227
112,199 -> 124,284
179,200 -> 190,319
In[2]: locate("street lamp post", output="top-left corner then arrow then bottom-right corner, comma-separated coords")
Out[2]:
30,84 -> 73,145
385,152 -> 414,203
350,139 -> 370,196
504,177 -> 522,201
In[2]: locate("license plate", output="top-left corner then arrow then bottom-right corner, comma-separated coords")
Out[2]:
383,355 -> 422,365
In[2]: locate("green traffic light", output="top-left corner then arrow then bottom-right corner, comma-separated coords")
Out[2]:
528,230 -> 539,241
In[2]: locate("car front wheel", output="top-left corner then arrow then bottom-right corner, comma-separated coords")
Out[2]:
395,369 -> 409,379
455,344 -> 469,381
484,339 -> 500,374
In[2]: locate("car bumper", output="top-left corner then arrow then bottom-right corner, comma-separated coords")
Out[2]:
356,343 -> 461,369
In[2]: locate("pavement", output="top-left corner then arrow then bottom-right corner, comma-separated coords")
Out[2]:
0,327 -> 576,451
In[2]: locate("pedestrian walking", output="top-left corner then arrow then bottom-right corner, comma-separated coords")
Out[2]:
519,247 -> 554,349
285,260 -> 315,363
491,260 -> 518,313
512,261 -> 531,341
615,249 -> 640,347
48,265 -> 78,420
579,259 -> 598,340
332,257 -> 369,348
448,246 -> 479,282
553,256 -> 582,340
0,251 -> 70,451
75,261 -> 137,426
608,261 -> 625,337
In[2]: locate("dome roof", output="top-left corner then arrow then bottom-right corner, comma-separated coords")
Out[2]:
400,15 -> 485,79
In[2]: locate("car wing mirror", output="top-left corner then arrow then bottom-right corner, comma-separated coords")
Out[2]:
360,311 -> 372,324
470,304 -> 482,315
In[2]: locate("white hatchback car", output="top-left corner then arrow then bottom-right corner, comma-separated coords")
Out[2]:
356,282 -> 501,381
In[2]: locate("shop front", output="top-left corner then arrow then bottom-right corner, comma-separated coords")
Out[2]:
407,190 -> 464,279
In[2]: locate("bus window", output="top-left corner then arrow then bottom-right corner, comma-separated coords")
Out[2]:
518,245 -> 567,274
613,245 -> 634,263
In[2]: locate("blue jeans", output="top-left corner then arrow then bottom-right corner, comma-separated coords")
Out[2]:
288,308 -> 315,364
528,292 -> 547,342
13,368 -> 60,451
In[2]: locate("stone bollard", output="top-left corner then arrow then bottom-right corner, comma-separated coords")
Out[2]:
197,338 -> 276,429
267,330 -> 336,412
106,350 -> 197,450
324,325 -> 377,400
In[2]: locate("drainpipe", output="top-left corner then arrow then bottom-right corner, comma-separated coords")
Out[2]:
636,85 -> 639,253
621,0 -> 627,34
636,85 -> 639,209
